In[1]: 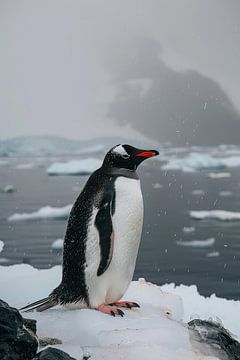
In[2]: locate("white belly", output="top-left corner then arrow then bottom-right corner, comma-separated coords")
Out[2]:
86,177 -> 144,308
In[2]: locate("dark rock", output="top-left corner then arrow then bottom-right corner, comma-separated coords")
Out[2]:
188,319 -> 240,360
0,299 -> 38,360
39,337 -> 62,347
33,347 -> 77,360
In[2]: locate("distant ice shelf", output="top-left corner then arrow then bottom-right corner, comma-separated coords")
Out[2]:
8,205 -> 72,222
47,158 -> 102,175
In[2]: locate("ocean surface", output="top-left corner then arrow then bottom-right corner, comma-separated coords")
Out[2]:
1,149 -> 240,300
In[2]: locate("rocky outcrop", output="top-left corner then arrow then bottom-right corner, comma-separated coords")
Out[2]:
0,299 -> 38,360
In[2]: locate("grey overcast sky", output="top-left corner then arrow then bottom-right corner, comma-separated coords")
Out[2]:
1,0 -> 240,144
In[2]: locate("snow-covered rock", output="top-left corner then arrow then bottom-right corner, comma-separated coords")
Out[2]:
190,210 -> 240,221
47,159 -> 101,176
176,238 -> 215,248
0,264 -> 239,359
8,205 -> 72,222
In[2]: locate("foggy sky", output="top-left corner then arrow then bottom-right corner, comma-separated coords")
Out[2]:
1,0 -> 240,144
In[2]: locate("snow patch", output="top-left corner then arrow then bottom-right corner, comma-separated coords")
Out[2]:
0,185 -> 16,193
191,189 -> 205,196
219,191 -> 232,197
176,238 -> 215,248
47,159 -> 101,175
8,205 -> 72,222
152,183 -> 163,189
190,210 -> 240,221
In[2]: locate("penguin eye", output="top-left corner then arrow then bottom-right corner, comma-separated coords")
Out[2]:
121,154 -> 130,159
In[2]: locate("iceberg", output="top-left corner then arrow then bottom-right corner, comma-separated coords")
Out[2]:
190,210 -> 240,221
8,205 -> 72,222
0,185 -> 17,193
162,151 -> 240,172
47,158 -> 102,176
162,152 -> 226,172
176,238 -> 215,248
0,264 -> 240,359
0,240 -> 4,253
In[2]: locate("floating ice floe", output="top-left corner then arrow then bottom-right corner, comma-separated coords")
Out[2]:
176,238 -> 215,248
162,152 -> 240,172
0,160 -> 8,166
0,185 -> 17,193
191,189 -> 205,196
0,264 -> 240,359
47,158 -> 102,175
8,205 -> 72,222
207,172 -> 231,179
190,210 -> 240,221
182,227 -> 195,234
0,241 -> 4,253
15,163 -> 34,169
51,239 -> 64,250
152,183 -> 163,189
206,251 -> 220,258
219,191 -> 232,197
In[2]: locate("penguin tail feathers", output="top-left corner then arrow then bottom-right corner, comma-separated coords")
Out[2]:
20,296 -> 58,313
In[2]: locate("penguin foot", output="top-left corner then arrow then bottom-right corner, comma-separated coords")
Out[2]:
109,301 -> 140,309
97,304 -> 124,317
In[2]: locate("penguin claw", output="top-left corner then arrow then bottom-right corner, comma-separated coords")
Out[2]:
97,304 -> 125,317
109,301 -> 140,309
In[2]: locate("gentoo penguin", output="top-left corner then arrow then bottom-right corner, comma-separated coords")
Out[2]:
21,144 -> 159,316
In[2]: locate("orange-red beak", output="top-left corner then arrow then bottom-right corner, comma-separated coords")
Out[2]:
135,150 -> 159,158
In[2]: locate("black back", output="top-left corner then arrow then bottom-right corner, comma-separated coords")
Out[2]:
51,168 -> 116,305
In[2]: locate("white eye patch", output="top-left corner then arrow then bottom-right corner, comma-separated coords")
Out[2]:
113,145 -> 130,158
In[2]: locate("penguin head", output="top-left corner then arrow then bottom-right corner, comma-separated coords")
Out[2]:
102,144 -> 159,171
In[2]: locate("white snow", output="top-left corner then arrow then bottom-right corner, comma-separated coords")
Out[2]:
176,238 -> 215,248
8,205 -> 72,222
51,239 -> 64,250
47,158 -> 101,175
190,210 -> 240,221
1,264 -> 235,359
0,265 -> 238,359
182,227 -> 195,234
0,240 -> 4,253
162,152 -> 240,172
207,172 -> 231,179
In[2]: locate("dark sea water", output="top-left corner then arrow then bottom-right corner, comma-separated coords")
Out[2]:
1,154 -> 240,300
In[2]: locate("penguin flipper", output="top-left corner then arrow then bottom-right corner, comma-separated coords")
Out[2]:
20,296 -> 57,312
95,189 -> 115,276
